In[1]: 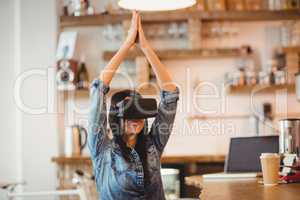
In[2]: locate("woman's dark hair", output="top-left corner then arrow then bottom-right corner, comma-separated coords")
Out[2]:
109,90 -> 150,185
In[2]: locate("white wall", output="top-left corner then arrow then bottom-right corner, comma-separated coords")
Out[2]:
0,0 -> 59,198
19,0 -> 58,195
0,0 -> 18,182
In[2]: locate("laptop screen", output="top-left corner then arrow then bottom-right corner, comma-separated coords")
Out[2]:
225,136 -> 279,173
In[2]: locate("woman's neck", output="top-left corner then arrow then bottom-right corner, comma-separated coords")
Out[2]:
122,134 -> 137,149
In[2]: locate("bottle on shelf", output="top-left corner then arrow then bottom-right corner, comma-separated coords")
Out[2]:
238,68 -> 247,86
230,68 -> 246,87
86,0 -> 95,15
268,60 -> 277,85
282,0 -> 300,10
290,0 -> 300,9
62,0 -> 69,16
76,56 -> 89,90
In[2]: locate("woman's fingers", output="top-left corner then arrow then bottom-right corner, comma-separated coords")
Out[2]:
131,11 -> 139,28
134,12 -> 140,31
138,16 -> 145,39
132,10 -> 137,20
138,14 -> 143,34
136,12 -> 140,25
135,14 -> 141,43
123,11 -> 139,47
136,15 -> 150,50
137,14 -> 141,31
138,12 -> 141,27
129,11 -> 135,29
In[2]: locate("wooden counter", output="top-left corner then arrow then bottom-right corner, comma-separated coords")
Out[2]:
51,156 -> 225,198
51,155 -> 225,165
185,176 -> 300,200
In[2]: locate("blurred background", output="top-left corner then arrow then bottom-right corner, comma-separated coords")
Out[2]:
1,0 -> 300,199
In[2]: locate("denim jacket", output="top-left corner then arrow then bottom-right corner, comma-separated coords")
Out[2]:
88,79 -> 179,200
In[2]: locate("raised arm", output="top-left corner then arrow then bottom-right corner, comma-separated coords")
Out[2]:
100,11 -> 139,86
137,15 -> 177,92
137,16 -> 179,153
88,11 -> 139,160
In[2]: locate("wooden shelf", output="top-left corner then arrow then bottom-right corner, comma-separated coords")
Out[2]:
60,10 -> 300,28
161,155 -> 225,164
281,46 -> 300,54
57,86 -> 158,96
199,10 -> 300,21
228,84 -> 295,93
187,114 -> 251,120
103,48 -> 244,61
52,156 -> 92,165
187,112 -> 300,121
109,86 -> 159,95
52,155 -> 225,165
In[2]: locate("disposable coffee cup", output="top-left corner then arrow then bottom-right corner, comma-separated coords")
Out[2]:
260,153 -> 280,186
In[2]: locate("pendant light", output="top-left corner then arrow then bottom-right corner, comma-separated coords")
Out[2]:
118,0 -> 196,12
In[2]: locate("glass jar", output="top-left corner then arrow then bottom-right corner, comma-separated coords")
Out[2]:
225,72 -> 234,86
227,0 -> 245,10
161,169 -> 180,200
274,71 -> 287,85
232,69 -> 246,86
258,71 -> 270,85
232,72 -> 241,86
246,71 -> 257,86
207,0 -> 226,11
245,0 -> 263,10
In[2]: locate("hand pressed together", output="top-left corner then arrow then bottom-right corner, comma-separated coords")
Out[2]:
137,12 -> 150,51
124,11 -> 139,48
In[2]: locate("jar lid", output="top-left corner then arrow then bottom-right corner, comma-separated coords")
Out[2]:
260,153 -> 279,158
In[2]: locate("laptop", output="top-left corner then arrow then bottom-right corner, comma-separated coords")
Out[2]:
203,136 -> 279,179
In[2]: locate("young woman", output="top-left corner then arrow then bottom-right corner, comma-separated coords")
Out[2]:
88,11 -> 179,200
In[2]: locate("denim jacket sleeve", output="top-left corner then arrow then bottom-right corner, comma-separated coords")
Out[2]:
149,87 -> 179,153
88,78 -> 110,160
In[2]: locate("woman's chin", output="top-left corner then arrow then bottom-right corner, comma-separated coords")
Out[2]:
128,132 -> 136,137
126,132 -> 138,139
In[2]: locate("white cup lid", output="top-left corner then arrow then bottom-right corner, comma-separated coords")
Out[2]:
260,153 -> 280,158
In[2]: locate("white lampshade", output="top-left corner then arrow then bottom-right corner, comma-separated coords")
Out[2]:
118,0 -> 196,11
